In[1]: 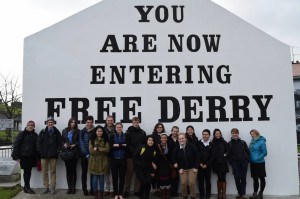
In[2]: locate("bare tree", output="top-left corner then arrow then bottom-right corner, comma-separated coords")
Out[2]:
0,73 -> 22,119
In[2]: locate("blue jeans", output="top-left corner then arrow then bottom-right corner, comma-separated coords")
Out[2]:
92,174 -> 105,191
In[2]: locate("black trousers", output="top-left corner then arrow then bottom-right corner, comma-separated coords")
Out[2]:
81,156 -> 93,191
65,158 -> 78,188
23,167 -> 32,187
198,167 -> 212,197
231,160 -> 248,196
111,158 -> 127,196
135,167 -> 152,199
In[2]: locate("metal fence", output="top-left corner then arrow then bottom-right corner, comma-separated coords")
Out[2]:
0,145 -> 12,158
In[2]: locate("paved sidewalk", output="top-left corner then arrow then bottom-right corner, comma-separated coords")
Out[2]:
12,189 -> 300,199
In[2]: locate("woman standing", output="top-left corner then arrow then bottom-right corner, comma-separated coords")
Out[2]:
61,117 -> 80,194
168,126 -> 179,197
109,122 -> 127,199
172,133 -> 200,199
212,129 -> 229,199
185,125 -> 198,146
133,135 -> 158,199
151,123 -> 166,196
249,129 -> 267,199
12,120 -> 38,194
89,125 -> 110,199
157,133 -> 172,199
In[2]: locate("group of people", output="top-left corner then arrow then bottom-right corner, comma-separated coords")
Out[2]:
12,115 -> 267,199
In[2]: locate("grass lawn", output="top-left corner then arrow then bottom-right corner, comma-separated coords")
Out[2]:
0,186 -> 21,199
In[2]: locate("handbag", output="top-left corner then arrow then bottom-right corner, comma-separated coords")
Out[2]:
60,147 -> 77,161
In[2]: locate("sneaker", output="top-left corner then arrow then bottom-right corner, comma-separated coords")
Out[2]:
119,196 -> 124,199
83,189 -> 89,196
50,188 -> 56,195
42,188 -> 50,194
123,191 -> 129,198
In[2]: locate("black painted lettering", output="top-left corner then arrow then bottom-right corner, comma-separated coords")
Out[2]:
253,95 -> 273,121
168,34 -> 183,52
172,5 -> 184,23
135,6 -> 154,22
158,97 -> 180,122
69,98 -> 89,124
187,34 -> 201,52
95,97 -> 116,124
142,34 -> 157,52
148,65 -> 162,84
120,97 -> 142,123
100,35 -> 121,52
198,65 -> 213,83
216,65 -> 231,84
45,98 -> 65,123
182,96 -> 203,122
123,35 -> 138,52
206,96 -> 229,122
129,65 -> 145,84
203,34 -> 221,52
110,66 -> 126,84
166,65 -> 182,84
90,66 -> 105,84
230,96 -> 253,121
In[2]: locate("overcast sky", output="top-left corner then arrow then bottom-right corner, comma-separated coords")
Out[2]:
0,0 -> 299,79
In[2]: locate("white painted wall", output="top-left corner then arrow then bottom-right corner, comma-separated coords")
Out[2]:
23,0 -> 298,195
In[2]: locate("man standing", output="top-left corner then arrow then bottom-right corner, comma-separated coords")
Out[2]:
228,128 -> 249,199
197,129 -> 214,199
79,115 -> 95,196
104,115 -> 115,196
123,117 -> 146,198
37,116 -> 62,195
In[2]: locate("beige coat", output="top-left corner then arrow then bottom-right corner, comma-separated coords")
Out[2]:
88,138 -> 110,175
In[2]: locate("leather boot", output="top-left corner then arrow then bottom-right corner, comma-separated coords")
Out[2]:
98,191 -> 104,199
160,188 -> 165,199
165,188 -> 171,199
217,182 -> 222,199
94,192 -> 98,199
222,182 -> 227,199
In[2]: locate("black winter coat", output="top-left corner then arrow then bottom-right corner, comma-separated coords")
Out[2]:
61,127 -> 80,159
186,133 -> 198,147
197,140 -> 214,167
37,126 -> 62,159
212,137 -> 229,174
168,135 -> 179,155
133,145 -> 157,173
125,126 -> 146,158
228,138 -> 249,163
172,142 -> 200,170
12,128 -> 38,160
157,143 -> 172,178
